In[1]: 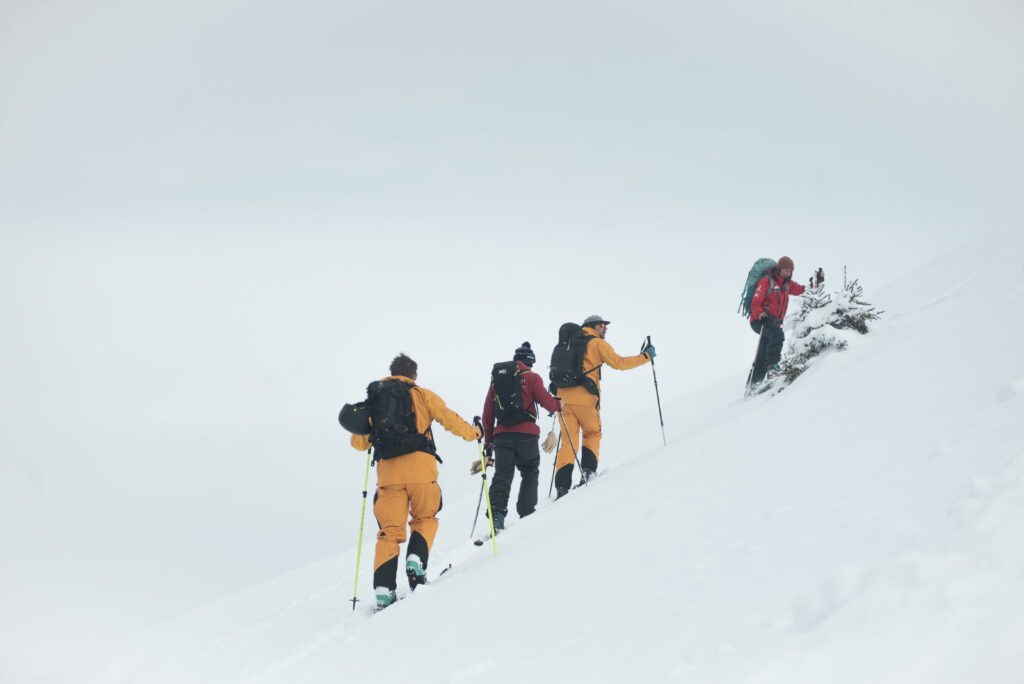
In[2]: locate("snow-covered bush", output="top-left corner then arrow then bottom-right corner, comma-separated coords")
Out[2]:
776,278 -> 882,385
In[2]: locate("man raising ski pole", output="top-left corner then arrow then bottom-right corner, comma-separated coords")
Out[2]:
551,315 -> 654,498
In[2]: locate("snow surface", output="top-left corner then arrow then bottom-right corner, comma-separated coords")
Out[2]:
4,1 -> 1023,681
42,227 -> 1024,683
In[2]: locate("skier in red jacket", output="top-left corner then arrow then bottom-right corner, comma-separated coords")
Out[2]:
749,256 -> 807,386
480,342 -> 561,531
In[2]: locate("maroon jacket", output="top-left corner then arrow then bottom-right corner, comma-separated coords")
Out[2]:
750,270 -> 806,323
482,361 -> 561,443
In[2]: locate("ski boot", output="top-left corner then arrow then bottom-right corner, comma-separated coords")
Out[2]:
375,587 -> 397,611
406,554 -> 426,591
490,510 -> 506,532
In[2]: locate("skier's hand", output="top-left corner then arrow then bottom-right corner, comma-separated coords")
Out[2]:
547,398 -> 563,416
758,310 -> 768,321
644,345 -> 656,360
484,442 -> 494,458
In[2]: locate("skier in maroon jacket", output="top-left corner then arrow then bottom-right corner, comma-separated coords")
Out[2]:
481,342 -> 562,531
749,256 -> 808,386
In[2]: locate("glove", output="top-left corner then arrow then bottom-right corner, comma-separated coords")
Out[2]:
469,456 -> 494,475
644,345 -> 656,359
547,398 -> 563,416
484,442 -> 494,458
541,431 -> 558,453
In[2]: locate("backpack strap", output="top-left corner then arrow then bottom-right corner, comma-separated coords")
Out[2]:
578,335 -> 601,398
516,368 -> 538,420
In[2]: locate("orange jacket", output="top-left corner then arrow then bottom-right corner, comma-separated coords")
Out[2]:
351,376 -> 479,485
555,328 -> 650,406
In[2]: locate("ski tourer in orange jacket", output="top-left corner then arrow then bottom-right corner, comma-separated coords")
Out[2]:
554,315 -> 651,496
350,354 -> 480,609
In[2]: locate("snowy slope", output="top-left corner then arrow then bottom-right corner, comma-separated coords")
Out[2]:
50,227 -> 1024,683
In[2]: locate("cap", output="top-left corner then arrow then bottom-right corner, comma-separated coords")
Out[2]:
582,314 -> 610,327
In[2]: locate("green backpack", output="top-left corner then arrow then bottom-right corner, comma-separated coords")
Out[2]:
738,258 -> 777,317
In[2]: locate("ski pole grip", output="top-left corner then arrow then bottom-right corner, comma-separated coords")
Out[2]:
473,415 -> 483,442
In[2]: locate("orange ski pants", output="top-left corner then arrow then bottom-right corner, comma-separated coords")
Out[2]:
373,482 -> 442,579
555,402 -> 602,478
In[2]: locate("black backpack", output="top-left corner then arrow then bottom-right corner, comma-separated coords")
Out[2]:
548,323 -> 598,396
491,361 -> 537,426
365,379 -> 439,463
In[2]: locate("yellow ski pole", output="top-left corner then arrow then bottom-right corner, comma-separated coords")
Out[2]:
351,449 -> 372,611
473,417 -> 498,556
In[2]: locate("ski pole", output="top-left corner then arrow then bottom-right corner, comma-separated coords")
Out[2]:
643,336 -> 666,446
351,449 -> 372,611
545,413 -> 559,498
547,422 -> 562,498
557,410 -> 588,487
470,454 -> 486,539
745,324 -> 766,396
473,417 -> 498,556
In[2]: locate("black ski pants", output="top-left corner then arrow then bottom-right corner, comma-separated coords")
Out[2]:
488,432 -> 540,518
750,319 -> 785,385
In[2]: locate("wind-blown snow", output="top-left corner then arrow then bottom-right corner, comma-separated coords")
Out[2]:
49,228 -> 1024,683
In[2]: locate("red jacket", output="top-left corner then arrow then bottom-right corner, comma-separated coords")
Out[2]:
482,361 -> 561,443
750,271 -> 806,323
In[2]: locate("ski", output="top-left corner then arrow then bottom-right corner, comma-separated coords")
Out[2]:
572,470 -> 602,489
473,533 -> 499,546
372,563 -> 453,613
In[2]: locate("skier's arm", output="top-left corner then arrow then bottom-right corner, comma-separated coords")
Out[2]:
528,373 -> 562,414
595,338 -> 650,371
422,388 -> 481,441
789,280 -> 806,296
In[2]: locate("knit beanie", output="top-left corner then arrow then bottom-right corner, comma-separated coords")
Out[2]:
514,342 -> 536,367
777,256 -> 794,271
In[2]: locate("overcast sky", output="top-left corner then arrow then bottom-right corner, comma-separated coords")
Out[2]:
2,0 -> 1022,679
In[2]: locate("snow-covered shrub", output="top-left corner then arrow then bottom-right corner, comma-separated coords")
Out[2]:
776,278 -> 882,385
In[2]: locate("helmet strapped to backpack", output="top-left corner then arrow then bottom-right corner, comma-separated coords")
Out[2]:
548,322 -> 599,396
365,379 -> 439,464
491,361 -> 537,426
338,401 -> 371,435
